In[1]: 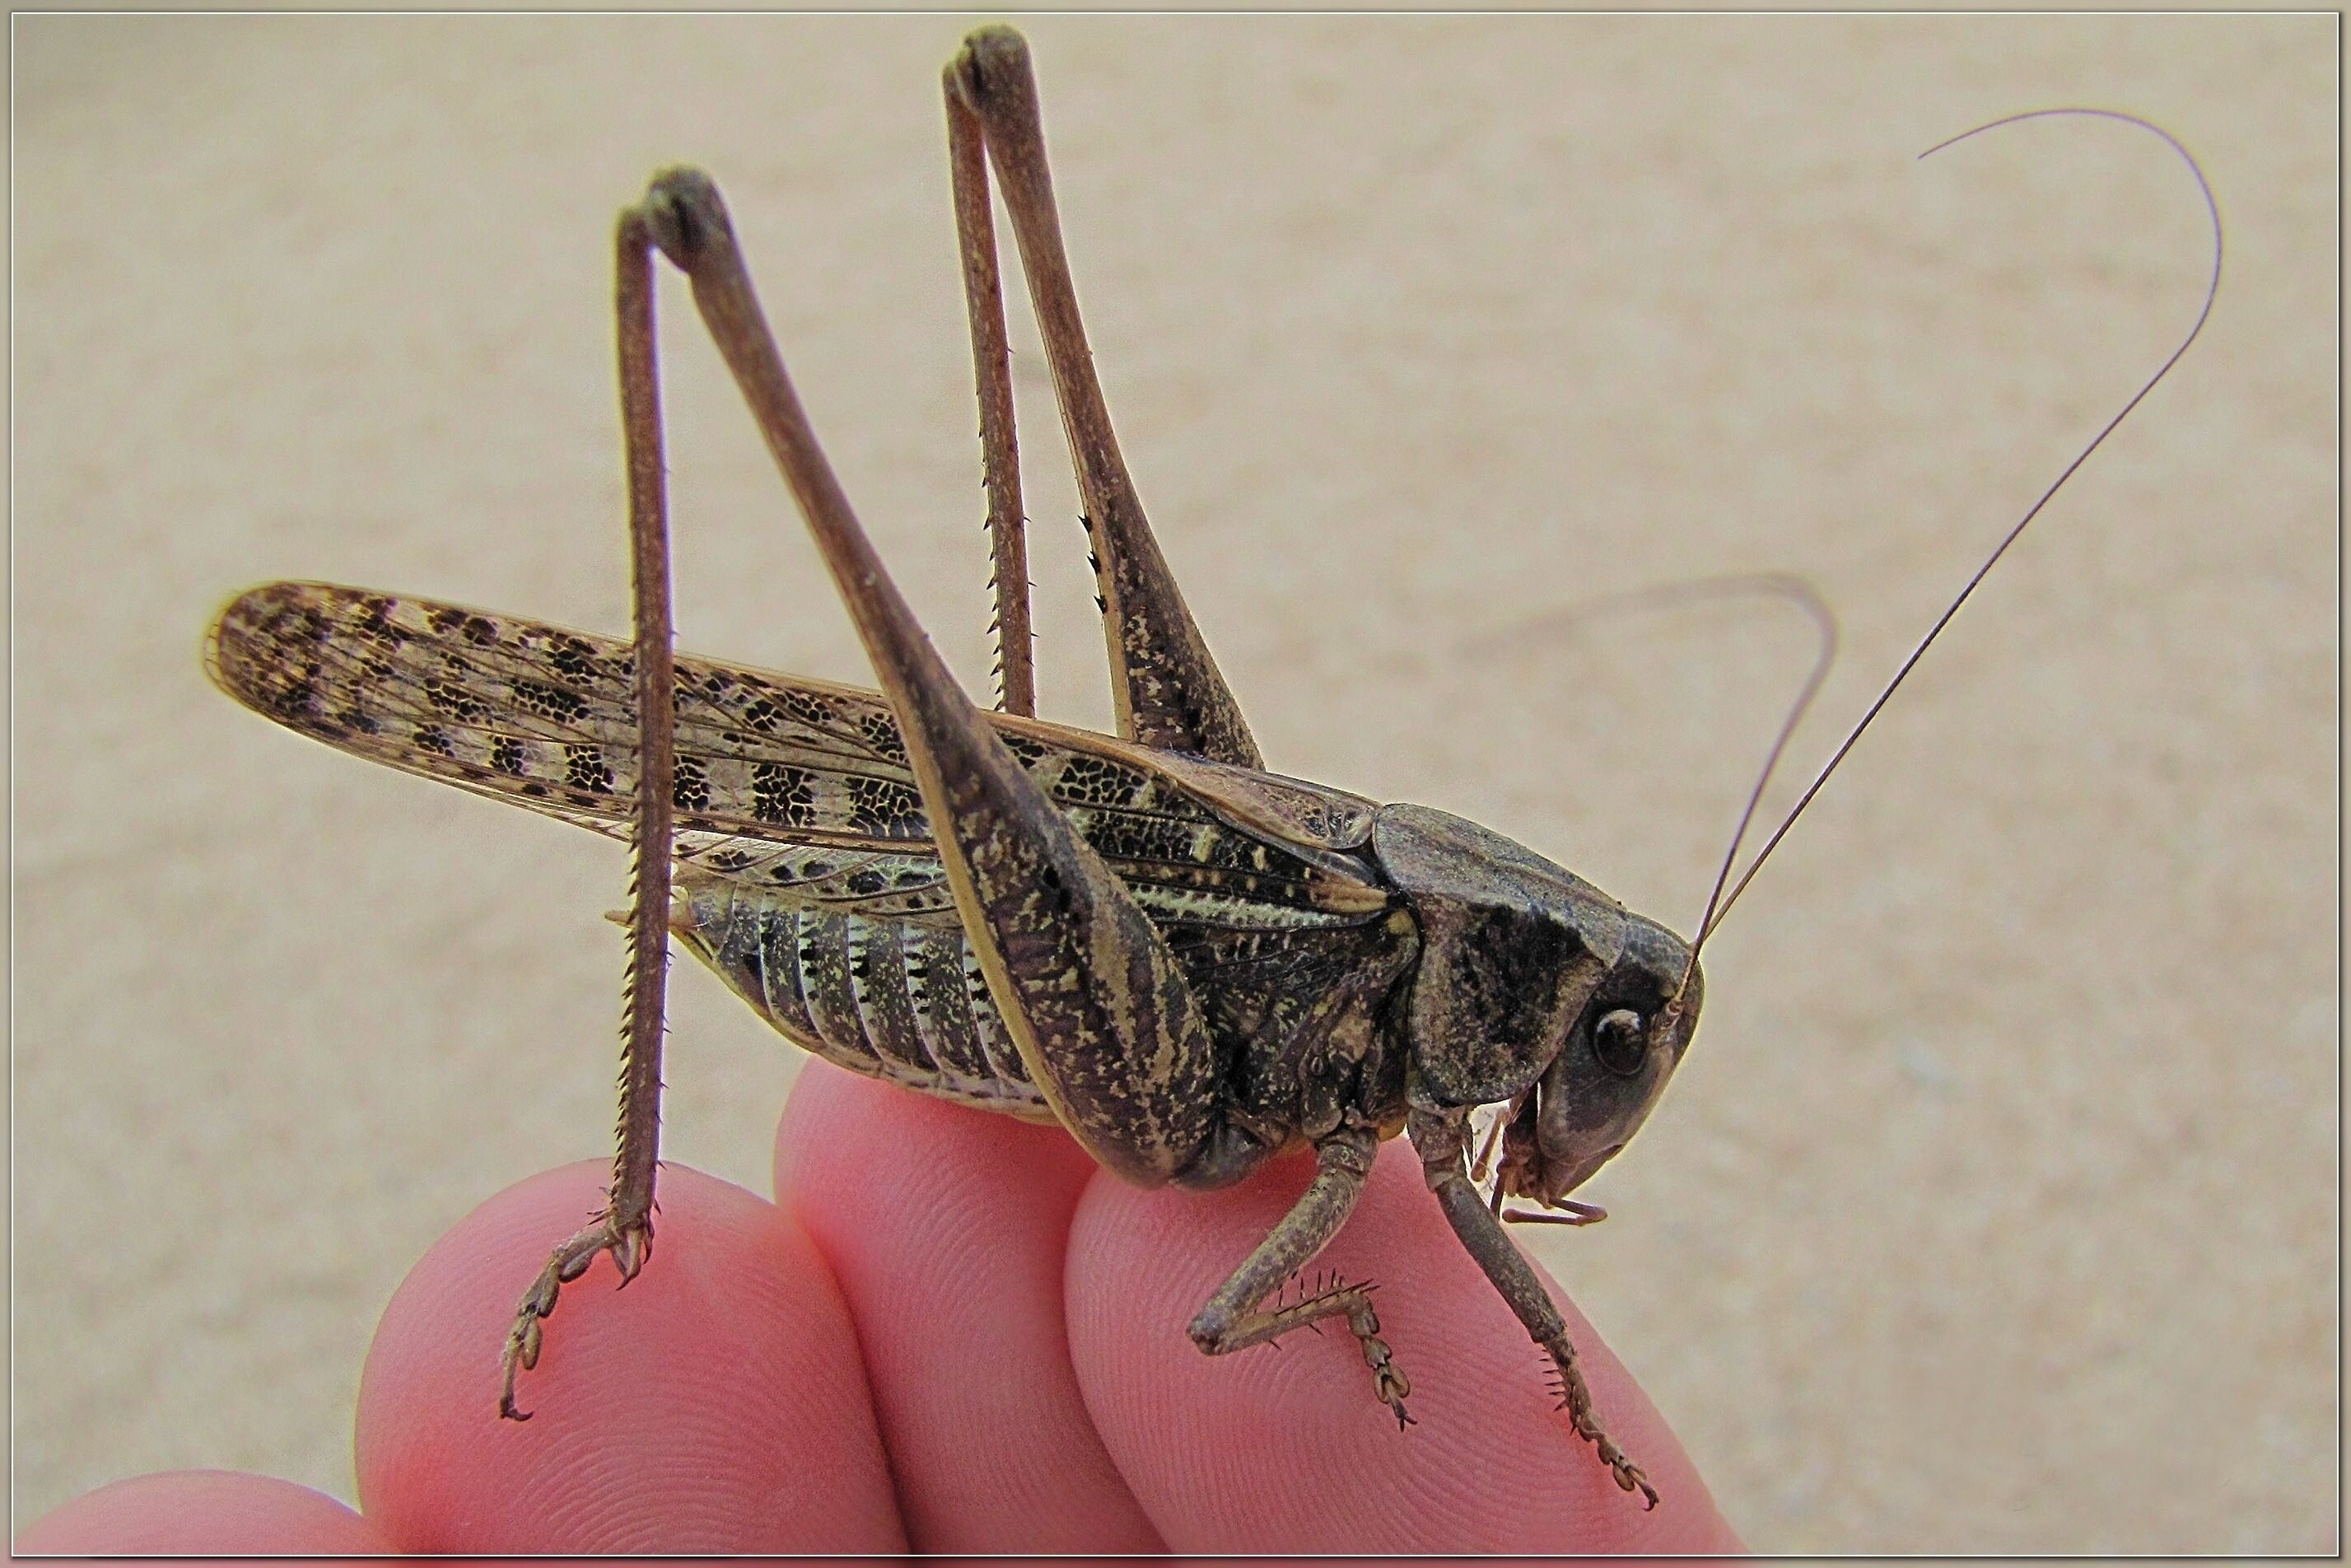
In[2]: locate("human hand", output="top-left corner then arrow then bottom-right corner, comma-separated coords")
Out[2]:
21,1060 -> 1742,1552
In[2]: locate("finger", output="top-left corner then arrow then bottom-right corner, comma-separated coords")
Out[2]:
353,1160 -> 905,1552
15,1470 -> 394,1554
1066,1137 -> 1743,1552
773,1062 -> 1165,1552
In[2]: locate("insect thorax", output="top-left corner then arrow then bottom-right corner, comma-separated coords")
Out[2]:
1368,804 -> 1632,1111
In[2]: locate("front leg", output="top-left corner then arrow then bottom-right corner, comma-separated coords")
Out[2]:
1407,1107 -> 1658,1509
1187,1127 -> 1411,1427
639,170 -> 1220,1184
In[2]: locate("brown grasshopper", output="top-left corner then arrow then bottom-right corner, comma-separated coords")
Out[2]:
203,28 -> 2217,1511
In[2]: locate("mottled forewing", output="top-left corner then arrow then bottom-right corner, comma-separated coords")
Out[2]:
205,582 -> 1384,934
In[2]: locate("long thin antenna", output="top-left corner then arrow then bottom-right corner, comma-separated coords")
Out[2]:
1683,109 -> 2223,972
1464,574 -> 1837,1006
1674,576 -> 1837,992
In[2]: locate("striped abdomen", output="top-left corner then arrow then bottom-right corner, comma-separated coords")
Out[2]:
675,872 -> 1057,1122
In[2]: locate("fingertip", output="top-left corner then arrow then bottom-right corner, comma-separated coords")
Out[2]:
355,1160 -> 904,1552
775,1063 -> 1163,1552
16,1470 -> 394,1555
1066,1137 -> 1741,1552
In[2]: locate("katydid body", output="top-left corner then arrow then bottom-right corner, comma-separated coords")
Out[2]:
205,25 -> 2220,1521
208,26 -> 1690,1506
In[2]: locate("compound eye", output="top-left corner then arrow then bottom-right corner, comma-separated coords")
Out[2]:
1593,1008 -> 1648,1076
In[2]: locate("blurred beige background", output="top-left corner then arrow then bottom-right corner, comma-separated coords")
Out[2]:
13,14 -> 2335,1552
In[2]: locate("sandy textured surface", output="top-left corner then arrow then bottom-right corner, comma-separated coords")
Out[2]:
14,14 -> 2336,1552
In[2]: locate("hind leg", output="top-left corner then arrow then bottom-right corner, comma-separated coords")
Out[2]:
499,203 -> 680,1420
635,168 -> 1221,1185
942,65 -> 1034,720
949,26 -> 1259,767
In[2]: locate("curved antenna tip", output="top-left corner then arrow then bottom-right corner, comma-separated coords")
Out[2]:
1687,105 -> 2223,962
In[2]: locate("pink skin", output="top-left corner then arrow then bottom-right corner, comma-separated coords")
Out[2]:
21,1062 -> 1743,1554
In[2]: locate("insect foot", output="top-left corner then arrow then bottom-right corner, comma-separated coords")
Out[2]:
1544,1330 -> 1657,1510
1187,1273 -> 1413,1430
1343,1291 -> 1414,1430
498,1211 -> 654,1421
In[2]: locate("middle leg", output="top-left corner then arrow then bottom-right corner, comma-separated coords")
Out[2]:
1187,1126 -> 1413,1426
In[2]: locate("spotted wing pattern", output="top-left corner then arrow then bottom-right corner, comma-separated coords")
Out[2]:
206,581 -> 1400,1118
